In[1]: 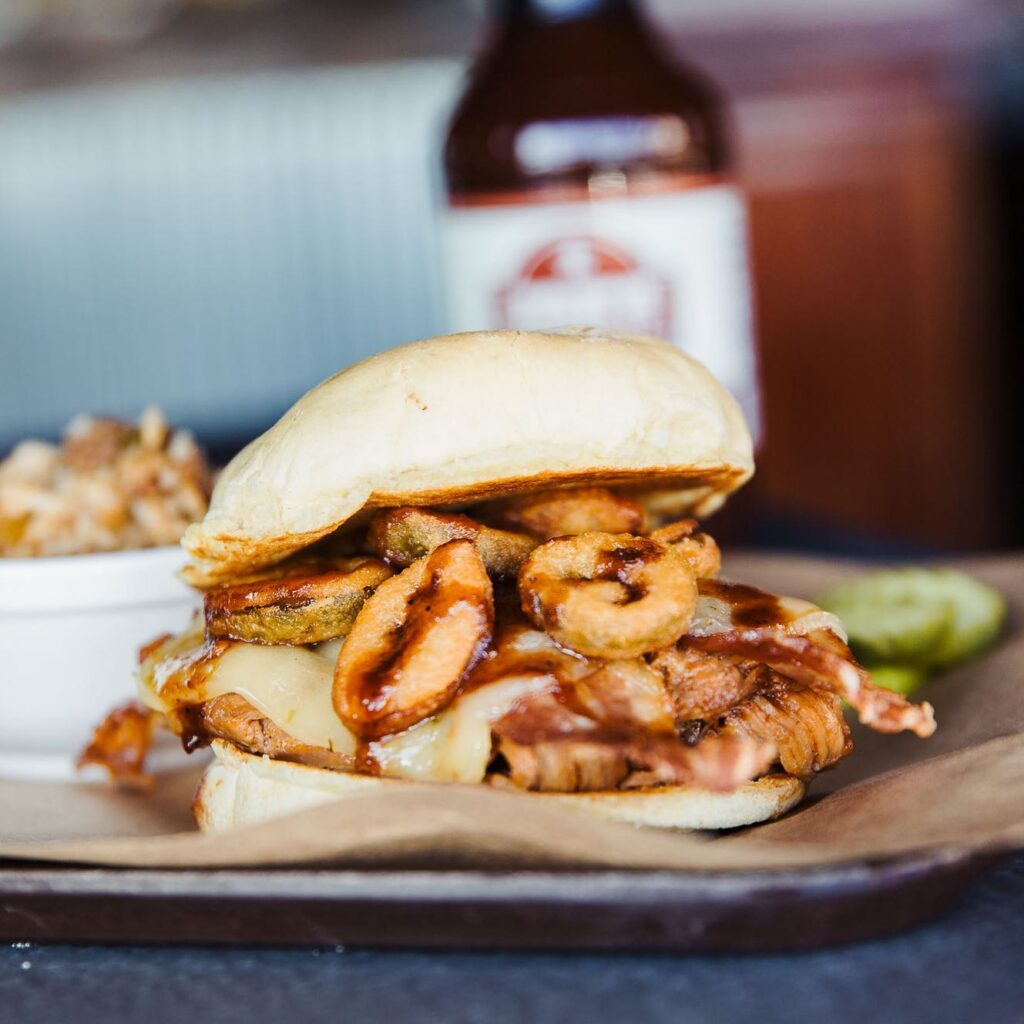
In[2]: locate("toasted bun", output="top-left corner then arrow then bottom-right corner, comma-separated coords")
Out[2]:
195,741 -> 805,834
183,328 -> 753,584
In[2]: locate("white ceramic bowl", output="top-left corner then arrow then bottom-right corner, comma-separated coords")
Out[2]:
0,546 -> 200,781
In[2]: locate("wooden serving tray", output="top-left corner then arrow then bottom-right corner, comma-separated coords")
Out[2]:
0,849 -> 992,952
3,551 -> 1018,952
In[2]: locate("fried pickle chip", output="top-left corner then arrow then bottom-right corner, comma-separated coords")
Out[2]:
647,518 -> 721,578
367,506 -> 536,577
479,487 -> 646,540
333,539 -> 494,739
518,532 -> 697,659
204,556 -> 393,645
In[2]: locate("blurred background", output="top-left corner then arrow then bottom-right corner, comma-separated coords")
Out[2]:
0,0 -> 1021,555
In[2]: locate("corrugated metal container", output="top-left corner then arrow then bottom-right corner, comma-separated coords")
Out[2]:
0,61 -> 462,448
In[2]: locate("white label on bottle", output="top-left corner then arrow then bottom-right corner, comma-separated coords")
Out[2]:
440,183 -> 760,435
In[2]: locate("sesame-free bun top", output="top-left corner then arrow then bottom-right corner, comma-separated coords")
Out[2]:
183,328 -> 753,584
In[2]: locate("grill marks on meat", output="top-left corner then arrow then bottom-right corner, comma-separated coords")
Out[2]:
647,642 -> 854,777
716,674 -> 852,778
198,692 -> 354,770
684,627 -> 936,738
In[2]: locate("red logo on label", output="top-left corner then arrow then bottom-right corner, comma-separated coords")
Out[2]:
495,236 -> 672,336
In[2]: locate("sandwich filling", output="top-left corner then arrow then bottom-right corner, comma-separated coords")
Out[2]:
84,487 -> 936,793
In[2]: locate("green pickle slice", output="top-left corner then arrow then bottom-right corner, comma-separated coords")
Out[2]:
820,567 -> 1005,668
820,569 -> 955,662
866,663 -> 930,695
923,569 -> 1007,667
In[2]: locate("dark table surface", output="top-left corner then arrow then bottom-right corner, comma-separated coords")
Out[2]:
2,853 -> 1022,1024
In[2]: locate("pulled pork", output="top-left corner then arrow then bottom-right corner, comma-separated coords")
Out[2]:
78,701 -> 158,789
685,628 -> 936,738
93,493 -> 937,798
193,693 -> 354,771
716,673 -> 852,778
650,645 -> 764,721
491,686 -> 774,793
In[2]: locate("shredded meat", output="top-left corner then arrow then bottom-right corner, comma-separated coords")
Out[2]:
619,734 -> 776,791
77,701 -> 157,789
684,627 -> 936,737
491,686 -> 774,792
570,659 -> 676,732
716,673 -> 852,778
496,732 -> 633,792
649,645 -> 764,720
197,693 -> 354,770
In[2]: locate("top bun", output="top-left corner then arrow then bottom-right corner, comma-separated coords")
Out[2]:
183,328 -> 753,584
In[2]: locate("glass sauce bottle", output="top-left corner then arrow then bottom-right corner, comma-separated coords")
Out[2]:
441,0 -> 760,433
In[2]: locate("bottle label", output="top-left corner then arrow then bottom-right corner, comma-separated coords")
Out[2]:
440,182 -> 760,434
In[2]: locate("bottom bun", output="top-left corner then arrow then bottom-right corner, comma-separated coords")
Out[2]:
195,740 -> 806,834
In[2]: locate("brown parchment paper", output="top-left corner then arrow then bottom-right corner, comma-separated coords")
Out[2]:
2,552 -> 1022,874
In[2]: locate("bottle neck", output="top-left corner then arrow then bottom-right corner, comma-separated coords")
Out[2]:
499,0 -> 636,24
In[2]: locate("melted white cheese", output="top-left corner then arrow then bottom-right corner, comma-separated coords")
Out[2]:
313,637 -> 346,663
138,627 -> 355,757
204,643 -> 356,757
689,591 -> 847,642
138,583 -> 845,781
371,677 -> 553,783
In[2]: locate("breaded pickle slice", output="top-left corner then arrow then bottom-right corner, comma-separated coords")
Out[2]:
367,507 -> 536,577
205,556 -> 392,645
820,567 -> 1005,667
